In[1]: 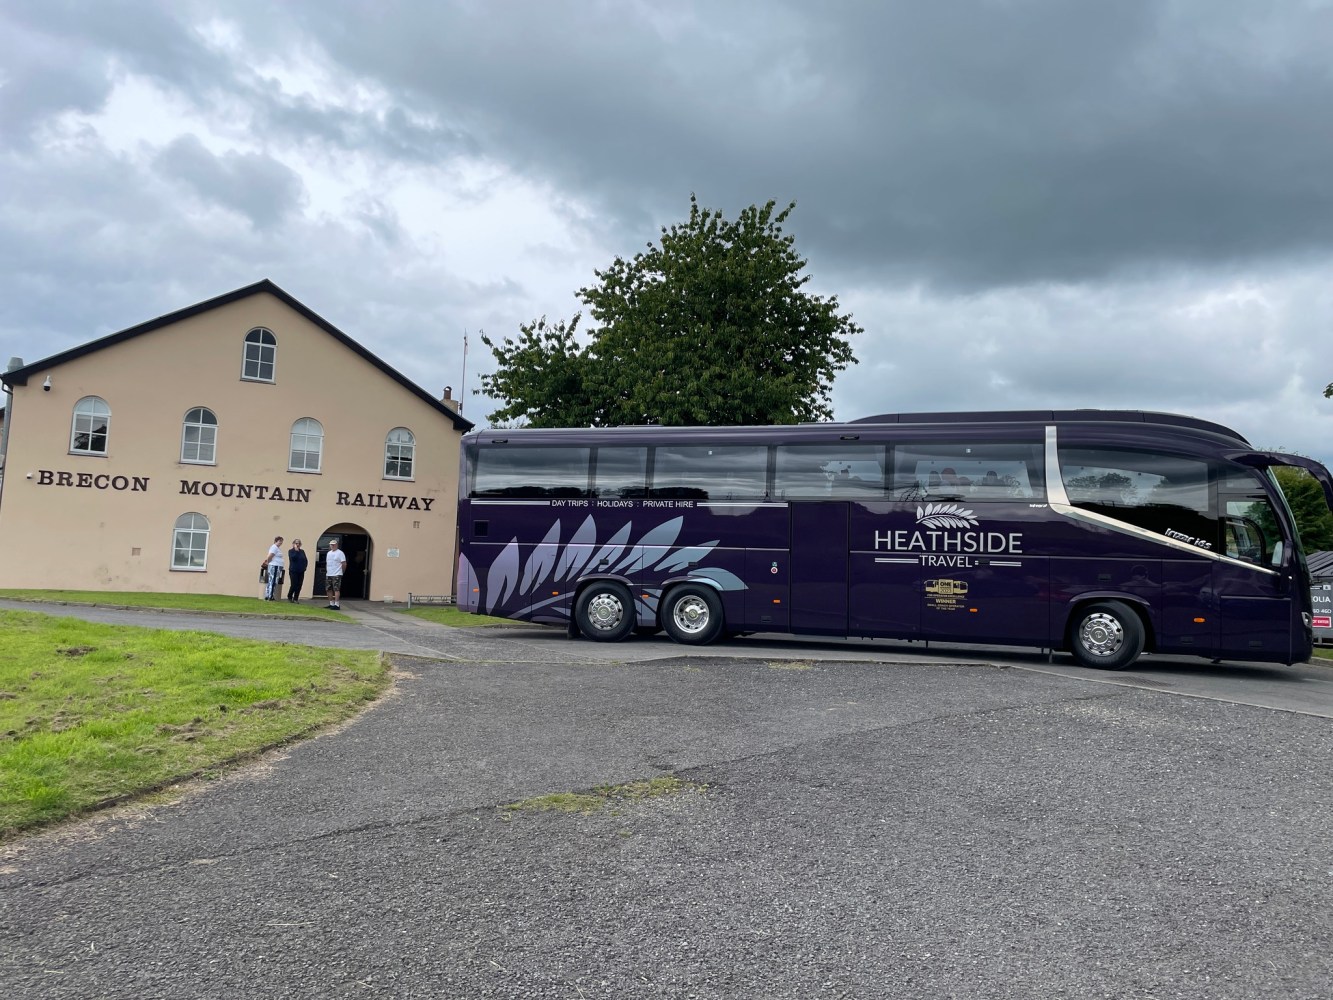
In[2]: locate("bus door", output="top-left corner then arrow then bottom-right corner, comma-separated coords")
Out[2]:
790,503 -> 849,635
1219,450 -> 1333,661
1212,493 -> 1298,661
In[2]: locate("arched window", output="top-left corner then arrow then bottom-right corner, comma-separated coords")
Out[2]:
70,396 -> 110,455
171,512 -> 210,570
289,417 -> 323,473
384,427 -> 415,480
242,328 -> 276,381
180,407 -> 218,464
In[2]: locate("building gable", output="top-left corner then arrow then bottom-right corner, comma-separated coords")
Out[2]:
1,279 -> 473,432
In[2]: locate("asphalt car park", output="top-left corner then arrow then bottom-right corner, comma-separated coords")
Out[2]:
2,601 -> 1331,998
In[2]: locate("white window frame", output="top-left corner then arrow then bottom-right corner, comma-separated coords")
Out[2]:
180,406 -> 218,465
384,427 -> 416,481
171,512 -> 210,571
289,417 -> 323,473
70,396 -> 111,455
242,328 -> 276,382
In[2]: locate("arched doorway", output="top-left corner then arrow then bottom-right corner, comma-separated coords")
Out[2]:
314,523 -> 372,600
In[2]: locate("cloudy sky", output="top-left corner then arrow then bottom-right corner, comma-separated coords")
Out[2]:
4,0 -> 1333,463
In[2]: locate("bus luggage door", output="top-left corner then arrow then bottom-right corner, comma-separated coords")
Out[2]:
918,557 -> 1048,645
790,503 -> 849,635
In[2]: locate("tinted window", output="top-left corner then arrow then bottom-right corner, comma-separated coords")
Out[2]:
592,446 -> 648,498
651,444 -> 768,500
892,442 -> 1043,501
1059,448 -> 1215,542
774,444 -> 887,499
474,446 -> 591,498
1223,499 -> 1278,564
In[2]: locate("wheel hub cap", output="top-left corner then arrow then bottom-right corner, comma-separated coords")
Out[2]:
588,593 -> 623,630
673,597 -> 709,634
1080,613 -> 1124,657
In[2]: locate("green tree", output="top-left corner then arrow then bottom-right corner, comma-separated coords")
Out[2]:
476,315 -> 597,428
479,196 -> 861,427
1273,466 -> 1333,552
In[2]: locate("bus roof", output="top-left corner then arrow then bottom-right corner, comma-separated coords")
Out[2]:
848,409 -> 1247,442
468,410 -> 1251,447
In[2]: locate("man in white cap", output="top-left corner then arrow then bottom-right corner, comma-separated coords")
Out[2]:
324,538 -> 347,610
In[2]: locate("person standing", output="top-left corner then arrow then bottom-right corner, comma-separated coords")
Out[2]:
261,535 -> 285,601
286,538 -> 309,602
324,538 -> 347,610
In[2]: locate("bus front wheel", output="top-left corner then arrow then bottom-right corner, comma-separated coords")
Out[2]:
575,582 -> 636,643
1069,600 -> 1144,670
662,584 -> 724,645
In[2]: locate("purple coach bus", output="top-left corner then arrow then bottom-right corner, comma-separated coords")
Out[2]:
456,410 -> 1333,669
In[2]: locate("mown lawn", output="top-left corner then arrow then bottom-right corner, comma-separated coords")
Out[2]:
0,610 -> 387,839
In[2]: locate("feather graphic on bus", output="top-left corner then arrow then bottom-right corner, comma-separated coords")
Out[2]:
554,515 -> 597,580
653,541 -> 721,572
689,567 -> 747,591
612,517 -> 685,573
916,503 -> 979,529
493,516 -> 744,621
485,538 -> 521,613
518,520 -> 561,594
587,522 -> 633,572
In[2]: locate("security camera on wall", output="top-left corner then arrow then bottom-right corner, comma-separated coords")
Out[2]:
42,376 -> 51,391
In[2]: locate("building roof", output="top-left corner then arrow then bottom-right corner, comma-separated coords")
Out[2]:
1308,551 -> 1333,580
0,279 -> 473,431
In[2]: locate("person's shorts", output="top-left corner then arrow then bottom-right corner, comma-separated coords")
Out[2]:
326,574 -> 343,588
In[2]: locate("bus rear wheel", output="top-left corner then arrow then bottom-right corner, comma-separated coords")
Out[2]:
575,582 -> 636,643
1070,600 -> 1144,670
662,584 -> 724,645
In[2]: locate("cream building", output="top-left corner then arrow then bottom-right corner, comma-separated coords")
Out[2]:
0,280 -> 473,601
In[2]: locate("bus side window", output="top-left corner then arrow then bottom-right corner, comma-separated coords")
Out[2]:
775,443 -> 887,500
1223,517 -> 1262,562
592,446 -> 649,499
473,446 -> 591,498
1222,497 -> 1279,565
653,444 -> 768,500
893,442 -> 1043,501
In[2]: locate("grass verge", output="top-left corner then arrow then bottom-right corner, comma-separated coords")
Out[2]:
399,605 -> 513,626
500,776 -> 707,818
0,589 -> 351,619
0,609 -> 387,840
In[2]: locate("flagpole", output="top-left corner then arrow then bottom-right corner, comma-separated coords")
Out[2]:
461,329 -> 468,413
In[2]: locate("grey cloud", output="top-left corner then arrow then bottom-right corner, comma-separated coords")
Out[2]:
152,135 -> 307,228
0,12 -> 114,144
4,0 -> 237,98
255,0 -> 1333,289
11,2 -> 1333,289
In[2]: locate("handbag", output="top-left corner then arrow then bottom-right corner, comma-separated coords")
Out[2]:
259,564 -> 267,582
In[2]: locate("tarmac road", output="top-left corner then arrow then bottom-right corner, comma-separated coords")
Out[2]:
2,600 -> 1332,998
